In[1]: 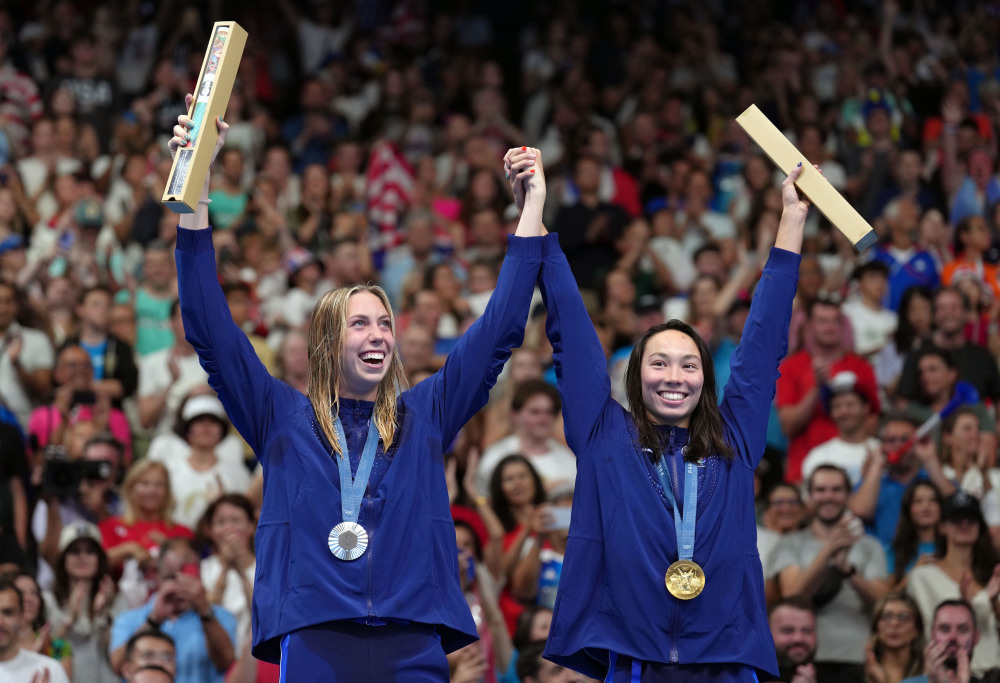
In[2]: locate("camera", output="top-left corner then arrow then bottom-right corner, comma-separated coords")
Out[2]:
71,390 -> 97,406
41,446 -> 114,500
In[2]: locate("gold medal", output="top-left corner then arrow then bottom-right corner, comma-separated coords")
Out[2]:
665,559 -> 706,599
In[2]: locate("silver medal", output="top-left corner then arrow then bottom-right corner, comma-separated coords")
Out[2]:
329,521 -> 368,561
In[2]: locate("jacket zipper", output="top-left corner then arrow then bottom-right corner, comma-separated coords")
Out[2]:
667,426 -> 680,663
366,495 -> 376,622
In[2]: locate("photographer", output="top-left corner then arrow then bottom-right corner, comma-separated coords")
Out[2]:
27,344 -> 133,469
32,433 -> 123,589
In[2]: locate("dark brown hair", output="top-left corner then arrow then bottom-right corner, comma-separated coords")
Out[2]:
489,455 -> 546,532
936,497 -> 1000,586
867,592 -> 925,682
623,320 -> 733,463
54,537 -> 110,612
510,379 -> 561,413
197,493 -> 256,553
891,480 -> 943,583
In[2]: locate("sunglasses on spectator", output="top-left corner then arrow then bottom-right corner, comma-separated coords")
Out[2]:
879,611 -> 914,623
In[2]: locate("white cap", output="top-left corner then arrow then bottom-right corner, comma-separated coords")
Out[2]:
181,395 -> 228,423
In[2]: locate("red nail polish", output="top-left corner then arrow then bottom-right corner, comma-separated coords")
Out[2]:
522,146 -> 526,151
530,169 -> 535,173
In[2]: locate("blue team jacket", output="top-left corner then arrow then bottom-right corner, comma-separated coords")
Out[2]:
539,236 -> 798,680
176,227 -> 544,663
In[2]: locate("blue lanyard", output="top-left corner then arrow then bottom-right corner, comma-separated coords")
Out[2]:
656,455 -> 699,562
333,415 -> 380,523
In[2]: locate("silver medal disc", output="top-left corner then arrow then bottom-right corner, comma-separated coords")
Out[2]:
328,521 -> 368,561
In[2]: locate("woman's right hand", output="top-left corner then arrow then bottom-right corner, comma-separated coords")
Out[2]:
503,147 -> 544,214
864,643 -> 887,683
127,541 -> 152,568
528,504 -> 554,537
30,622 -> 51,654
168,93 -> 230,169
449,644 -> 487,683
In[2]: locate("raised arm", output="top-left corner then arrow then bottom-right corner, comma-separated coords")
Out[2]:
404,148 -> 546,444
720,165 -> 808,468
501,149 -> 616,452
169,98 -> 296,457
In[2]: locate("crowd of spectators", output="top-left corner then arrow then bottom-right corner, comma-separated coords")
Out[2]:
0,0 -> 1000,681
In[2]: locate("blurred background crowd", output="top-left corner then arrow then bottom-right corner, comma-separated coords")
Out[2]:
1,0 -> 1000,681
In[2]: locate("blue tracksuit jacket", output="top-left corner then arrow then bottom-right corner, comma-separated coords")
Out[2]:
539,236 -> 798,680
176,227 -> 543,663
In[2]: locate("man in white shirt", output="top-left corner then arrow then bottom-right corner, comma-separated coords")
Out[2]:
801,370 -> 881,487
0,577 -> 70,682
477,379 -> 576,494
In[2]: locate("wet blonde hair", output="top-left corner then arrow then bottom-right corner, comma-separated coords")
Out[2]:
307,284 -> 408,457
121,459 -> 176,525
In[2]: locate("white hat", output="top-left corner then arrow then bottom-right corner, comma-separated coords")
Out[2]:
58,522 -> 102,554
181,395 -> 228,423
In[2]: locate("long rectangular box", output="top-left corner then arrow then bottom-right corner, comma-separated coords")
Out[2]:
162,21 -> 248,213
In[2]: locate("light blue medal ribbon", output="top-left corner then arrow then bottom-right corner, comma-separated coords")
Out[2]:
656,453 -> 706,598
328,415 -> 380,561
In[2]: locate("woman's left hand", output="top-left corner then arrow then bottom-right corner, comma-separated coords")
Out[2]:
986,563 -> 1000,603
93,575 -> 116,616
503,146 -> 541,215
959,571 -> 977,605
780,163 -> 819,219
66,582 -> 88,624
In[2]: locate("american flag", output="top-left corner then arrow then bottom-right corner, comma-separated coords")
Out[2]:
365,140 -> 414,267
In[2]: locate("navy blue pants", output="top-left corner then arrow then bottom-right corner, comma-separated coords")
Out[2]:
279,620 -> 449,682
606,654 -> 760,683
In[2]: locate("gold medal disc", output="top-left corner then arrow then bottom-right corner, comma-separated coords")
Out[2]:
665,559 -> 706,599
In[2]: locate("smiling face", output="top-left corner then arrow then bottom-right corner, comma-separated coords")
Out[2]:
944,412 -> 980,465
0,588 -> 21,658
132,467 -> 168,517
808,469 -> 849,524
500,460 -> 537,507
771,605 -> 816,667
340,291 -> 395,401
640,329 -> 704,428
767,485 -> 806,532
63,539 -> 100,581
513,394 -> 557,443
12,576 -> 38,625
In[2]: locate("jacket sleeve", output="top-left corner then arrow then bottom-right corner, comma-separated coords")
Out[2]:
720,247 -> 800,469
405,235 -> 543,447
539,234 -> 614,454
175,227 -> 297,461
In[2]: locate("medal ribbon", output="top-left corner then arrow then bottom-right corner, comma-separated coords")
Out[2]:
333,415 -> 380,524
656,456 -> 699,562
